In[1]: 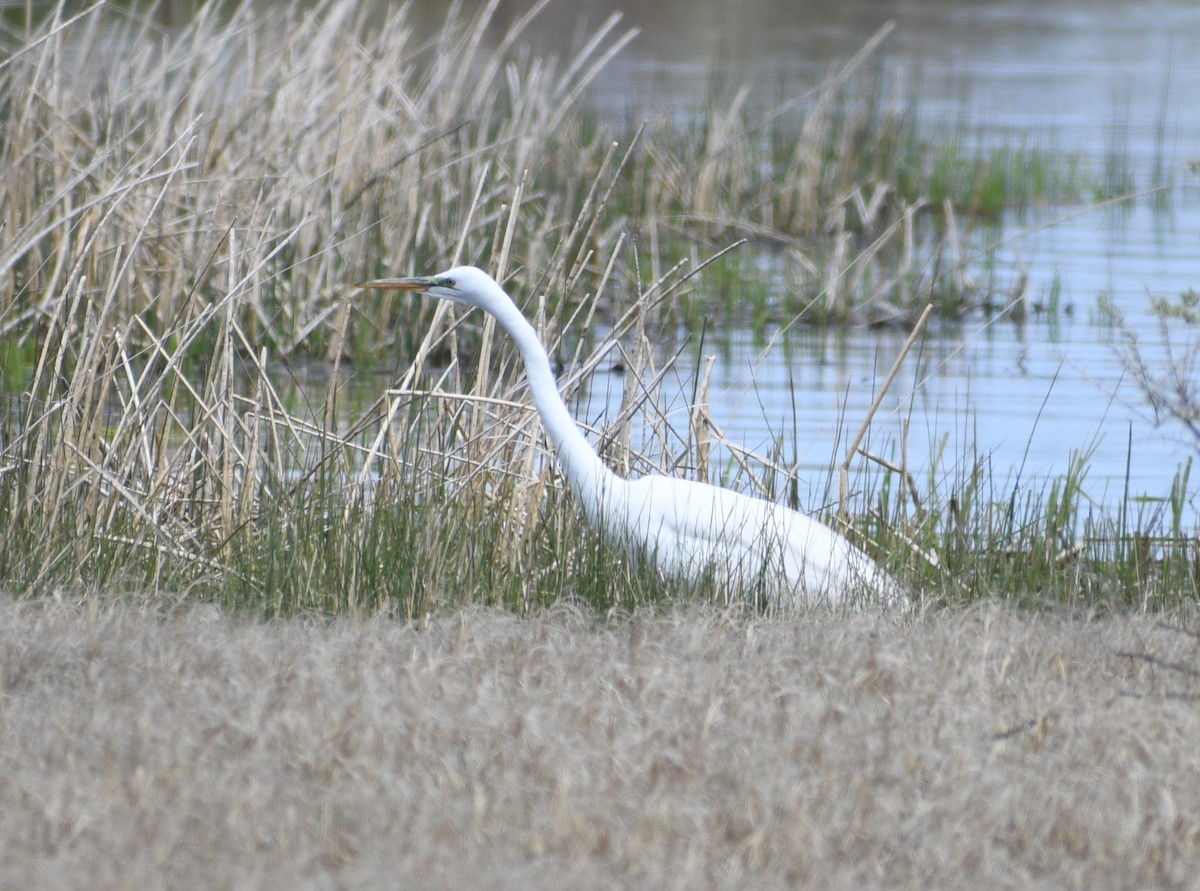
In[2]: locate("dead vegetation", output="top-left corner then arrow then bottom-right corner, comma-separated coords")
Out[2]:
0,0 -> 925,610
2,5 -> 1198,882
2,598 -> 1199,889
3,1 -> 1192,613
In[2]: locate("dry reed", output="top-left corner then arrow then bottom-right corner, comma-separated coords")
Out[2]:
0,0 -> 920,609
3,1 -> 1192,611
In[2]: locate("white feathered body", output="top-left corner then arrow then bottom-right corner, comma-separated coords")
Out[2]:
362,266 -> 905,610
591,473 -> 903,609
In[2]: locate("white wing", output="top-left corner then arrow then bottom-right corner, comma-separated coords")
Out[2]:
609,475 -> 901,608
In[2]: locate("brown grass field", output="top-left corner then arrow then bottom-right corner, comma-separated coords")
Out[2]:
2,598 -> 1199,889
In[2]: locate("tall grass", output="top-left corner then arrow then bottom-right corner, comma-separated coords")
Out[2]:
0,0 -> 1193,614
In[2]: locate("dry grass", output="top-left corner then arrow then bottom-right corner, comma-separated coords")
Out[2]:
3,597 -> 1199,889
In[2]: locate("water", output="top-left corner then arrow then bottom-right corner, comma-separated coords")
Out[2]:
439,0 -> 1200,517
576,200 -> 1200,517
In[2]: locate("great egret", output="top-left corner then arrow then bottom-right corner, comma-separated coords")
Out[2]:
360,266 -> 904,609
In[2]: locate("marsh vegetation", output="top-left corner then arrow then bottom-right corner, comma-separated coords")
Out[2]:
3,4 -> 1200,888
0,0 -> 1196,615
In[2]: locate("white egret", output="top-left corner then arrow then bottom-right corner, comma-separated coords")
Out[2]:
360,266 -> 904,609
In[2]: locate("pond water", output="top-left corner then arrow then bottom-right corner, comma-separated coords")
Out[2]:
413,0 -> 1200,520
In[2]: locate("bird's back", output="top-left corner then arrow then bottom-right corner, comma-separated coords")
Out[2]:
608,475 -> 902,609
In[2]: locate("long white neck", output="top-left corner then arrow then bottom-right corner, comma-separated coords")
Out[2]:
481,294 -> 622,522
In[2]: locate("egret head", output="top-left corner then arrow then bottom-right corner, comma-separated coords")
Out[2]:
358,265 -> 500,310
